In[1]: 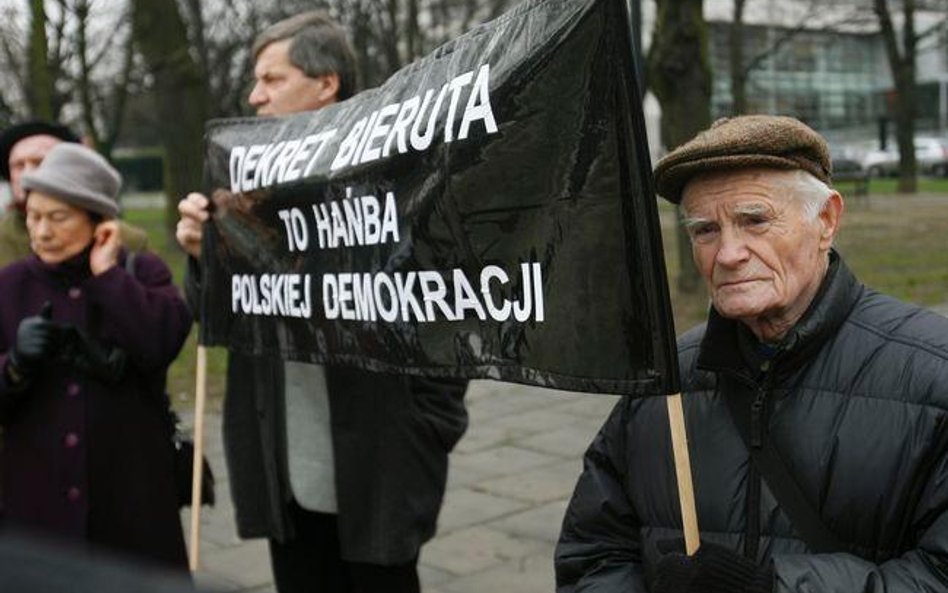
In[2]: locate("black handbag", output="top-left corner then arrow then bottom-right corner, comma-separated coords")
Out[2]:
169,412 -> 215,508
126,252 -> 215,508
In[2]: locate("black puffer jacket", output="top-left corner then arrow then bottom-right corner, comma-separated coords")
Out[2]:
556,255 -> 948,592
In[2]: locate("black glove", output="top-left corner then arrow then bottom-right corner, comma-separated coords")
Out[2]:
653,544 -> 774,593
7,302 -> 58,381
58,326 -> 127,385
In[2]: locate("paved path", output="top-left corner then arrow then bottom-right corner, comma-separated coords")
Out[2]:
181,381 -> 619,593
183,303 -> 948,592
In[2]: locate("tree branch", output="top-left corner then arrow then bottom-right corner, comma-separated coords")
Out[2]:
742,0 -> 868,76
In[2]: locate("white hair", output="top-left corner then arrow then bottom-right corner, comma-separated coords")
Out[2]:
776,169 -> 835,220
680,168 -> 835,224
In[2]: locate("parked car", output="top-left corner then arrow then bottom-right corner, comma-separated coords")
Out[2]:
915,136 -> 948,176
861,136 -> 948,177
862,146 -> 899,177
831,157 -> 869,196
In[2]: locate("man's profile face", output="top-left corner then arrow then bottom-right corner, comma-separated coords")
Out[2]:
248,39 -> 337,116
9,135 -> 62,204
681,168 -> 838,338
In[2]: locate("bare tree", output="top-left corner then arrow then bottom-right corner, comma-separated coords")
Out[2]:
27,0 -> 55,119
647,0 -> 710,293
728,0 -> 873,115
0,0 -> 137,148
131,0 -> 209,236
71,0 -> 138,158
178,0 -> 273,118
324,0 -> 502,89
874,0 -> 925,193
0,5 -> 30,124
406,0 -> 420,59
0,0 -> 522,182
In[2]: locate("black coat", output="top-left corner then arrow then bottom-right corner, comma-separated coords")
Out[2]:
556,255 -> 948,592
187,259 -> 468,564
0,252 -> 191,569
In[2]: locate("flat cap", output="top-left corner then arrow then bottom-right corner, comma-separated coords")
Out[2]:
653,115 -> 832,203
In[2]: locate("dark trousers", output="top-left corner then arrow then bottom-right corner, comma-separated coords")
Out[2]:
269,504 -> 419,593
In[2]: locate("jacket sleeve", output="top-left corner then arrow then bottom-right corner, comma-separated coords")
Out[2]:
0,291 -> 29,419
773,454 -> 948,593
408,376 -> 469,451
555,396 -> 649,592
84,252 -> 192,373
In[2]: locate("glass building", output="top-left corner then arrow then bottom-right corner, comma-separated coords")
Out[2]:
708,22 -> 890,133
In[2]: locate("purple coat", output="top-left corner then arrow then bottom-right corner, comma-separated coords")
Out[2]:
0,250 -> 191,569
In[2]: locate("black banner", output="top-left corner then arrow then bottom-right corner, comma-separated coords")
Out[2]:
200,0 -> 680,396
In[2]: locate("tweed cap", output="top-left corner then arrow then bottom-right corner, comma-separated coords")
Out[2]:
653,115 -> 832,203
21,143 -> 121,218
0,120 -> 80,180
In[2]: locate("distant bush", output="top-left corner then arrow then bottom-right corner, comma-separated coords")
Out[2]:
114,149 -> 164,192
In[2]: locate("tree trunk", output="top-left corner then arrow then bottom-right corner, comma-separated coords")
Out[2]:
349,2 -> 375,88
75,0 -> 99,149
875,0 -> 918,193
101,30 -> 136,160
27,0 -> 54,119
406,0 -> 419,60
130,0 -> 209,239
183,0 -> 209,77
729,0 -> 747,114
647,0 -> 710,294
384,0 -> 402,74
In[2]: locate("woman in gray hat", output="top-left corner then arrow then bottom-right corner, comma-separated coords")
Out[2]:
0,143 -> 191,569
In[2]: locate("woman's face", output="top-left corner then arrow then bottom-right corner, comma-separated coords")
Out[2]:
25,191 -> 96,264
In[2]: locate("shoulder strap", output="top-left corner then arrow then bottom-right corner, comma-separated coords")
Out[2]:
124,250 -> 138,276
721,377 -> 845,554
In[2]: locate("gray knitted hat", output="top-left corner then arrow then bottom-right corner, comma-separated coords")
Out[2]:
21,143 -> 121,218
653,115 -> 832,203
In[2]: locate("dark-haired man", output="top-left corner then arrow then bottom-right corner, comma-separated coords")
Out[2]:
176,12 -> 467,593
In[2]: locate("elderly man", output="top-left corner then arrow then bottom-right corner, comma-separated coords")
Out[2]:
176,12 -> 467,593
555,115 -> 948,592
0,121 -> 147,268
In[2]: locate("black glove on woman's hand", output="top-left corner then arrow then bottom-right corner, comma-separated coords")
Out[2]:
653,543 -> 774,593
59,326 -> 127,384
8,302 -> 58,380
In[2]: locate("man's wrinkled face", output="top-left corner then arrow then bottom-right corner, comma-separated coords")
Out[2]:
9,135 -> 62,204
248,39 -> 337,116
26,191 -> 95,264
681,168 -> 840,340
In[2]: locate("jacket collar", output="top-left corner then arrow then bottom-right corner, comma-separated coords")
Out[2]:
696,250 -> 864,380
26,244 -> 95,286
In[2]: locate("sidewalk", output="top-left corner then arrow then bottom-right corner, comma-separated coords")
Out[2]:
181,381 -> 619,593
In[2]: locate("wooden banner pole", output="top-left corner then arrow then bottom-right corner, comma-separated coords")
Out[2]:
666,393 -> 700,555
189,345 -> 209,571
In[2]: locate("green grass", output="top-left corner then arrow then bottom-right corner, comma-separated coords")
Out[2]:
128,189 -> 948,408
834,176 -> 948,196
833,194 -> 948,306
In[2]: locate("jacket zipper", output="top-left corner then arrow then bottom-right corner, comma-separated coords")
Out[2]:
745,383 -> 768,560
751,385 -> 767,448
724,359 -> 776,561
